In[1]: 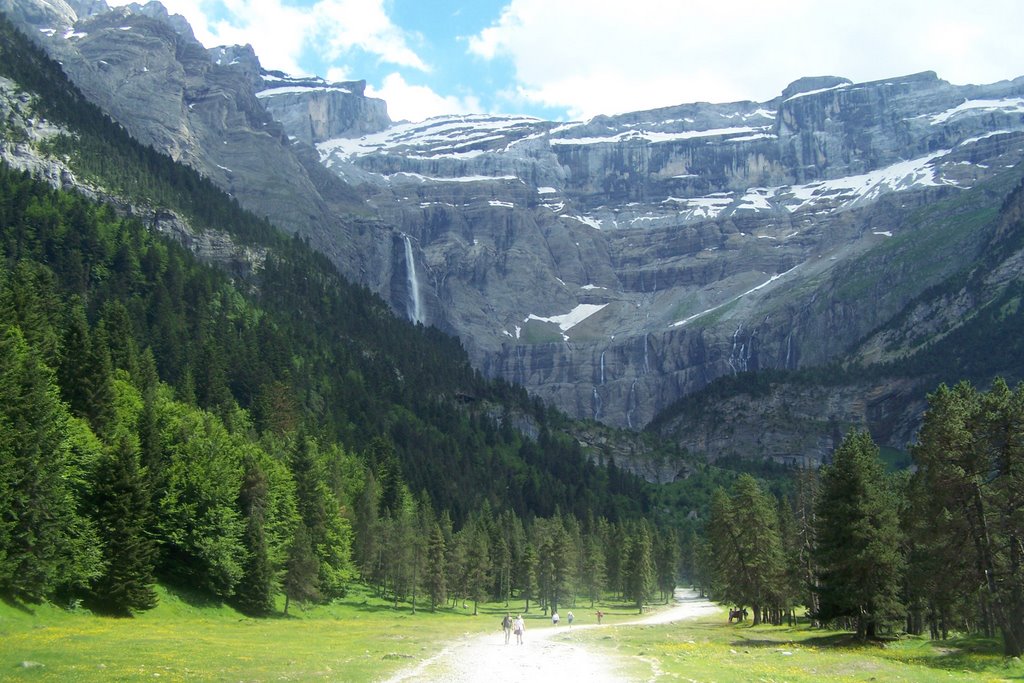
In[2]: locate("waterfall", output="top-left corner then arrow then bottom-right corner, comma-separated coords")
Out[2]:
643,335 -> 650,375
600,351 -> 606,385
515,345 -> 525,386
592,387 -> 603,421
403,234 -> 423,324
728,325 -> 747,375
626,379 -> 639,429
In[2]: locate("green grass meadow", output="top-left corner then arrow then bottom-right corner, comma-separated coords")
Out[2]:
0,586 -> 652,681
570,605 -> 1024,683
4,588 -> 1023,682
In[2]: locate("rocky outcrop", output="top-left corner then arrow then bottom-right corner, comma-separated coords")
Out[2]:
0,73 -> 267,279
653,376 -> 931,467
257,77 -> 390,147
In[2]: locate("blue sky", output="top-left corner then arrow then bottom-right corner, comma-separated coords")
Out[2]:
108,0 -> 1024,123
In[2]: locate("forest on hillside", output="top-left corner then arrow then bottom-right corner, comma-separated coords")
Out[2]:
0,10 -> 686,620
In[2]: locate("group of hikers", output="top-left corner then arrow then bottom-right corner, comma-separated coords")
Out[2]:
501,613 -> 527,644
501,609 -> 588,644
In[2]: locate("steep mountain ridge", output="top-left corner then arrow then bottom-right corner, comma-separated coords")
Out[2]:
5,0 -> 1024,465
0,0 -> 404,296
319,70 -> 1024,435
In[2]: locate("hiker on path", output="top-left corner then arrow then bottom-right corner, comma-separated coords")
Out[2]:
501,613 -> 513,644
514,614 -> 525,645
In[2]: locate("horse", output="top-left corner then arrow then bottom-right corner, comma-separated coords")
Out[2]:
728,608 -> 748,623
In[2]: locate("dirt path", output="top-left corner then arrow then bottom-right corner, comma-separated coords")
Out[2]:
379,589 -> 718,682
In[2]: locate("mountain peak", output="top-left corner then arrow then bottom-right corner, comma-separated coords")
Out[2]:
781,75 -> 853,99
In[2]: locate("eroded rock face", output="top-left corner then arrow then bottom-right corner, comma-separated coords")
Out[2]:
313,71 -> 1024,442
7,0 -> 1024,464
257,77 -> 390,147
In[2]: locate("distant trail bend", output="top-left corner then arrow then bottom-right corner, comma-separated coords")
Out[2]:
379,588 -> 718,683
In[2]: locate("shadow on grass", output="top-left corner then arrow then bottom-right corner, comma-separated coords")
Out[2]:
895,634 -> 1023,676
730,631 -> 867,650
0,593 -> 36,615
159,582 -> 226,609
729,627 -> 1024,678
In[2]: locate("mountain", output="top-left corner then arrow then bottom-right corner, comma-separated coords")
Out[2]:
5,0 -> 1024,465
0,7 -> 670,534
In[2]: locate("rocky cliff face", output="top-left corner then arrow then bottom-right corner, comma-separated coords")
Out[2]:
5,0 -> 1024,466
256,74 -> 389,147
313,72 -> 1024,442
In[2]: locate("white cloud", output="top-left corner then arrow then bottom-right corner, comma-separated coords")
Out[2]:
110,0 -> 427,76
310,0 -> 428,72
325,66 -> 353,83
367,73 -> 481,123
469,0 -> 1024,119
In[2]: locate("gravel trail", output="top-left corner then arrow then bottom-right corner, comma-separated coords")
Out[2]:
379,589 -> 717,682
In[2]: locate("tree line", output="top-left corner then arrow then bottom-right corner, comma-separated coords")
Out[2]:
353,487 -> 681,617
695,379 -> 1024,656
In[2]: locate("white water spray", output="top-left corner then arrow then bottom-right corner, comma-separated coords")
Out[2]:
626,379 -> 639,429
403,234 -> 424,324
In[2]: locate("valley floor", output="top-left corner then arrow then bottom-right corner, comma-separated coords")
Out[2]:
380,588 -> 718,682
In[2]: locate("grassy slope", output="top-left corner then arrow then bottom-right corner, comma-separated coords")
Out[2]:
5,590 -> 1023,682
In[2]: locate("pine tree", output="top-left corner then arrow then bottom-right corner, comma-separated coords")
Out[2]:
580,532 -> 606,607
88,436 -> 158,615
815,430 -> 905,639
464,519 -> 491,615
235,454 -> 276,615
519,542 -> 538,613
353,469 -> 380,580
283,521 -> 319,615
58,302 -> 115,438
0,325 -> 101,602
706,475 -> 785,624
623,521 -> 655,614
654,528 -> 679,603
425,521 -> 447,610
290,434 -> 353,600
910,380 -> 1024,655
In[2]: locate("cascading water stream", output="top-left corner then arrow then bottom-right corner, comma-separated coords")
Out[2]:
403,234 -> 424,325
626,379 -> 639,429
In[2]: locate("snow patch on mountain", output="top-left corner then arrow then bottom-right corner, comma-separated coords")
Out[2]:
526,303 -> 608,333
925,97 -> 1024,125
550,126 -> 772,147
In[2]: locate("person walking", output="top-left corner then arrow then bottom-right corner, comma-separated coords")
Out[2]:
551,611 -> 559,626
514,614 -> 525,645
567,611 -> 574,626
501,613 -> 513,644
